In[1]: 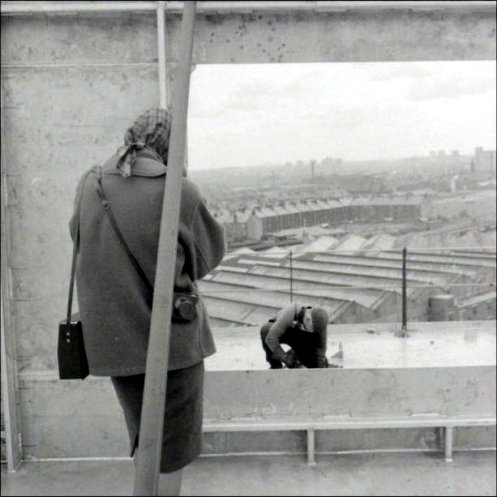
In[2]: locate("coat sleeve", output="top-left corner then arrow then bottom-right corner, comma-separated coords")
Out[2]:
265,303 -> 296,362
187,193 -> 226,282
314,326 -> 329,368
69,170 -> 93,241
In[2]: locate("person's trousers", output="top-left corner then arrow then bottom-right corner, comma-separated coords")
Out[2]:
260,322 -> 322,368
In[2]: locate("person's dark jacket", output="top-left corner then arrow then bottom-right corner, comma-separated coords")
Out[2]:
266,302 -> 328,368
70,148 -> 225,376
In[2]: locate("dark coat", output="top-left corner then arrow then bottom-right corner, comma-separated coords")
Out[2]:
70,148 -> 225,376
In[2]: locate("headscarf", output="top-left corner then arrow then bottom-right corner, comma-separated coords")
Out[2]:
116,107 -> 172,177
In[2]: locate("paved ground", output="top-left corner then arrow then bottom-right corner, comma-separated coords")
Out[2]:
2,450 -> 495,496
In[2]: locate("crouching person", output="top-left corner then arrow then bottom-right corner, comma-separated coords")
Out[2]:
70,108 -> 225,495
260,303 -> 329,369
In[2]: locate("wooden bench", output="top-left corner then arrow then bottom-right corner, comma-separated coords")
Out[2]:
204,414 -> 496,465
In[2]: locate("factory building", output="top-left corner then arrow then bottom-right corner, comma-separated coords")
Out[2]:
473,147 -> 497,176
218,196 -> 425,242
199,247 -> 496,328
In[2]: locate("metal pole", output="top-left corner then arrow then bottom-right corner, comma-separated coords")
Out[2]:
402,247 -> 407,335
307,428 -> 316,466
0,83 -> 22,472
444,426 -> 454,462
289,249 -> 293,302
133,2 -> 196,495
0,294 -> 22,472
156,1 -> 168,109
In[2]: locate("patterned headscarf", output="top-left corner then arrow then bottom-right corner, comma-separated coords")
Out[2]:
116,108 -> 172,177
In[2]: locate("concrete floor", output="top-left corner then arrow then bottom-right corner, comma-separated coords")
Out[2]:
2,451 -> 495,496
207,321 -> 496,371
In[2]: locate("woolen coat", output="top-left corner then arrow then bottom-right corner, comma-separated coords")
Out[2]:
70,148 -> 226,376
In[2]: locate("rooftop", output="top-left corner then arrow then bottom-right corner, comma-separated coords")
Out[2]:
206,320 -> 496,371
201,246 -> 496,327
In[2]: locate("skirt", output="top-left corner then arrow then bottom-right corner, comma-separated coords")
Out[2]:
111,360 -> 204,473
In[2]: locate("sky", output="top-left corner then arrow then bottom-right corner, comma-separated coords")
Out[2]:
187,60 -> 496,171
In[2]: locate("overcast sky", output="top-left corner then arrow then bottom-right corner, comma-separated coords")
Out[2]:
188,60 -> 496,171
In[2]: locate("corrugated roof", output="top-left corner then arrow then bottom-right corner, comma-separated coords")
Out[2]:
457,291 -> 496,307
207,241 -> 493,327
215,263 -> 250,273
252,206 -> 277,218
258,246 -> 290,258
378,251 -> 496,268
283,202 -> 302,214
202,296 -> 278,325
302,200 -> 323,211
292,236 -> 338,253
199,279 -> 349,317
316,199 -> 331,209
332,234 -> 367,252
209,267 -> 386,309
271,204 -> 290,215
231,247 -> 256,255
248,264 -> 404,295
351,197 -> 423,206
310,253 -> 478,278
244,258 -> 451,287
360,233 -> 396,252
273,225 -> 332,238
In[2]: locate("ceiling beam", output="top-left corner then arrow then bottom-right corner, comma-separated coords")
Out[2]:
1,1 -> 495,16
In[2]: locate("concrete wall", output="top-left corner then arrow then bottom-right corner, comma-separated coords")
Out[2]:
17,365 -> 495,459
2,14 -> 159,374
3,4 -> 496,66
14,320 -> 497,458
204,367 -> 496,420
192,8 -> 496,64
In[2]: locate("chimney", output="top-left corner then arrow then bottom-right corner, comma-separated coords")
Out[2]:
302,227 -> 312,245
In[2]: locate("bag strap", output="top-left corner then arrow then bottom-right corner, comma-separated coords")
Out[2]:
66,170 -> 92,324
94,166 -> 154,294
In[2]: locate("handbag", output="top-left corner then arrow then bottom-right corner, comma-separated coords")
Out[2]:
57,172 -> 91,380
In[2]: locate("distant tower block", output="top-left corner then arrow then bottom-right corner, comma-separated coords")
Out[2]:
428,294 -> 456,321
311,160 -> 316,181
450,176 -> 457,193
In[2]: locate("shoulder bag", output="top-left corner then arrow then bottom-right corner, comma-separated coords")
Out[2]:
57,171 -> 91,380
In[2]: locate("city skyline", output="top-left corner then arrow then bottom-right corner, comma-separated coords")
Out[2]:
188,60 -> 496,171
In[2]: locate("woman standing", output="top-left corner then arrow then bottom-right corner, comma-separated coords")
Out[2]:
70,108 -> 225,495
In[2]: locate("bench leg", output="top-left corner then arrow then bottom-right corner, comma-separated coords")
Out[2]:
444,426 -> 454,462
307,428 -> 316,466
